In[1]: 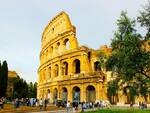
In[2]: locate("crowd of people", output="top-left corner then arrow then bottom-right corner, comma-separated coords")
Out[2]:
139,102 -> 147,110
12,98 -> 48,110
0,97 -> 149,112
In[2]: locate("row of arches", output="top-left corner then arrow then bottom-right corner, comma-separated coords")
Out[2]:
41,38 -> 70,63
40,59 -> 81,81
45,85 -> 96,103
40,60 -> 101,82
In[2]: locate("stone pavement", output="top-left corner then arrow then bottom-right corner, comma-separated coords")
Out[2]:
29,109 -> 73,113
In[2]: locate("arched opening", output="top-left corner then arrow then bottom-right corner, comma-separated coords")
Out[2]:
72,86 -> 80,103
47,89 -> 51,100
53,88 -> 58,104
49,67 -> 51,78
56,42 -> 60,53
86,85 -> 96,103
62,87 -> 68,103
64,38 -> 70,50
88,52 -> 91,62
54,64 -> 59,77
94,61 -> 101,71
62,62 -> 68,75
73,59 -> 80,74
50,46 -> 53,54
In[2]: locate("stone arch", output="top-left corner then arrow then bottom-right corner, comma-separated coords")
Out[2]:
54,64 -> 59,77
62,87 -> 68,102
73,59 -> 80,74
48,67 -> 51,78
86,85 -> 96,103
47,89 -> 51,99
53,88 -> 58,104
72,86 -> 80,103
94,61 -> 101,71
64,38 -> 70,50
62,62 -> 68,75
88,52 -> 91,62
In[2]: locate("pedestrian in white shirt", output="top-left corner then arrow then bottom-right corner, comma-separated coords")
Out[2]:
66,100 -> 70,113
39,98 -> 43,110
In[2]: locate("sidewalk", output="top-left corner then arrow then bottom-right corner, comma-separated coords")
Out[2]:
29,110 -> 66,113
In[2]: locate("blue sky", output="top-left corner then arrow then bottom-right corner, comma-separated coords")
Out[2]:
0,0 -> 147,82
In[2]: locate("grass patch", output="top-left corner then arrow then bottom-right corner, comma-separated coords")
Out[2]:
84,109 -> 150,113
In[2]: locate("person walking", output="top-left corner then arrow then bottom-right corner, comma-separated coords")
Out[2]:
66,100 -> 70,113
0,98 -> 3,109
43,99 -> 47,111
39,98 -> 43,111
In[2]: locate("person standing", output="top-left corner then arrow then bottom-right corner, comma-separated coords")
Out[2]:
0,98 -> 3,109
39,98 -> 43,111
66,100 -> 70,113
72,102 -> 75,112
43,99 -> 47,111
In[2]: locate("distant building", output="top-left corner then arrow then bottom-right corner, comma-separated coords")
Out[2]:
7,71 -> 18,98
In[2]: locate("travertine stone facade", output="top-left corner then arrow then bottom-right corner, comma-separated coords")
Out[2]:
37,12 -> 107,103
7,71 -> 18,98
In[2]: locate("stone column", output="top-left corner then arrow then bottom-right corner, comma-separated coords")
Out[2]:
80,85 -> 86,102
81,53 -> 91,74
96,83 -> 101,101
68,86 -> 72,102
51,64 -> 55,78
68,58 -> 73,76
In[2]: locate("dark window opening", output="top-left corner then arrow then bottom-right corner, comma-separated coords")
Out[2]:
94,61 -> 101,71
88,52 -> 91,62
74,59 -> 80,74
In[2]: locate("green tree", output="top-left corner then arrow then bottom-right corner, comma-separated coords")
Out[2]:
13,76 -> 37,98
137,1 -> 150,37
13,76 -> 28,98
107,80 -> 119,104
33,82 -> 37,98
106,11 -> 150,103
0,61 -> 2,97
0,61 -> 8,97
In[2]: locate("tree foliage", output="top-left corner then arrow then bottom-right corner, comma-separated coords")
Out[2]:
0,60 -> 8,97
13,76 -> 37,99
137,1 -> 150,37
106,11 -> 150,103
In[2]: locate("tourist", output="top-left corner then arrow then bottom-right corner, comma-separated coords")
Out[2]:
30,98 -> 34,107
72,102 -> 75,112
75,102 -> 78,111
39,98 -> 43,110
1,98 -> 4,109
141,102 -> 144,110
43,99 -> 47,111
130,102 -> 133,108
35,99 -> 38,107
13,98 -> 19,108
0,98 -> 3,109
26,98 -> 30,106
139,102 -> 141,109
82,102 -> 86,112
66,100 -> 70,113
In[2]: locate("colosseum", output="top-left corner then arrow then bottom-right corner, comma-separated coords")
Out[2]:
37,11 -> 111,104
